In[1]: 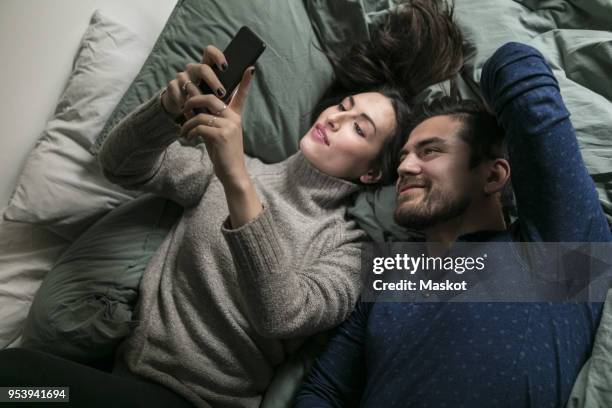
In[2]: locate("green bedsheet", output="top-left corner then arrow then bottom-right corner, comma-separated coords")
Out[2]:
569,289 -> 612,407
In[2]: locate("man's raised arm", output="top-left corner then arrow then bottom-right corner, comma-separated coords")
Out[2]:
480,42 -> 610,242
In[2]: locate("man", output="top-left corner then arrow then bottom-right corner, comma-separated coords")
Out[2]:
295,42 -> 612,407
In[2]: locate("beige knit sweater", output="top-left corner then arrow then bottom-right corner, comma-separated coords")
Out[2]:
98,92 -> 367,408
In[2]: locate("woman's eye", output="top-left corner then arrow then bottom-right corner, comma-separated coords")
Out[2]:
338,103 -> 346,112
354,123 -> 365,137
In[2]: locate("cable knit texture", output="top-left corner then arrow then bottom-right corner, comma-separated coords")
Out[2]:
98,92 -> 367,408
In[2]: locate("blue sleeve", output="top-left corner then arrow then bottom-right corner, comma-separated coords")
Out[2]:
294,302 -> 370,407
480,42 -> 611,243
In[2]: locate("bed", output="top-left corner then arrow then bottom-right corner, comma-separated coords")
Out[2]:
1,0 -> 611,406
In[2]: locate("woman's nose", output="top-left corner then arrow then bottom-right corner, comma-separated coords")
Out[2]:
327,112 -> 348,131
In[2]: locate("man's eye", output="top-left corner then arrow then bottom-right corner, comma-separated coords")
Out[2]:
354,123 -> 365,137
423,148 -> 437,156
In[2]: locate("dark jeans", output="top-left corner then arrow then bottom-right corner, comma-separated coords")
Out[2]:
0,348 -> 193,407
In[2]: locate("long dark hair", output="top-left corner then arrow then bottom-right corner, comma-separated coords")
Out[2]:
326,0 -> 464,103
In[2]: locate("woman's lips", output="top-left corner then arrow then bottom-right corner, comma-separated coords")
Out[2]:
312,124 -> 329,145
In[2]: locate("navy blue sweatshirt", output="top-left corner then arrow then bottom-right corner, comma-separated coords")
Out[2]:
295,43 -> 612,407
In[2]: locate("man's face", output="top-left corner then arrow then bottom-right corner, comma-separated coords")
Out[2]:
394,115 -> 483,229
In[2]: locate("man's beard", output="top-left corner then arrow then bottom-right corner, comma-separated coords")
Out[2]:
394,184 -> 471,230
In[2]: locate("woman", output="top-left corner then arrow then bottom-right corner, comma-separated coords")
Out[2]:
0,1 -> 463,406
96,45 -> 411,408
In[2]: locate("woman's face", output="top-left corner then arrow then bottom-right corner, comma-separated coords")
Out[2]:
300,92 -> 397,183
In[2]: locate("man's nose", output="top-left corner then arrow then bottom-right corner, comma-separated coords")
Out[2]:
397,153 -> 422,176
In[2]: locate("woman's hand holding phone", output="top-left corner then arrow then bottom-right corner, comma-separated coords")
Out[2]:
163,45 -> 262,228
160,45 -> 229,118
180,66 -> 255,190
162,27 -> 265,119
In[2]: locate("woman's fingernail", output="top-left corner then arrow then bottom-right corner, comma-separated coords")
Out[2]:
250,67 -> 256,76
221,62 -> 228,71
216,88 -> 226,97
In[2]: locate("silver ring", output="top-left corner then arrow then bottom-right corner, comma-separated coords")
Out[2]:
182,80 -> 194,94
206,117 -> 216,127
214,104 -> 228,116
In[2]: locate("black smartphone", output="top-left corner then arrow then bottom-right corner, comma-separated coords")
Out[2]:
198,26 -> 266,103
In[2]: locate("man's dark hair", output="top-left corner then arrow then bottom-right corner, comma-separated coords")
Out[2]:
411,97 -> 507,168
328,0 -> 464,103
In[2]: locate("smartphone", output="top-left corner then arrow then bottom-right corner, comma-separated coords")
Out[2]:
198,26 -> 266,103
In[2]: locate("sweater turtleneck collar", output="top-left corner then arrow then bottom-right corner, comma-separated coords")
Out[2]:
274,151 -> 362,211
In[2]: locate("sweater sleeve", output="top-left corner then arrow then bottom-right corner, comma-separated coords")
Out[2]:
98,90 -> 215,208
221,208 -> 364,339
294,302 -> 370,407
480,42 -> 611,243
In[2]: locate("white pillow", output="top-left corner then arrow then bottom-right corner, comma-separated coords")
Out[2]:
3,10 -> 149,240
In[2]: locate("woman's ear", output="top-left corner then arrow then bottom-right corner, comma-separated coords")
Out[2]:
360,169 -> 383,185
483,158 -> 510,194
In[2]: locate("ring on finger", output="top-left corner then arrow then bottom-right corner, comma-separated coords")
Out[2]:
214,104 -> 228,116
182,80 -> 193,94
206,116 -> 216,127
